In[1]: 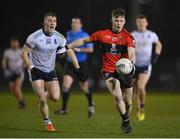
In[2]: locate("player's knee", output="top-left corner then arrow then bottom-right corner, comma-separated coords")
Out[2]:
137,84 -> 146,93
51,94 -> 59,102
14,87 -> 20,93
80,84 -> 88,93
62,86 -> 70,93
39,98 -> 46,107
114,94 -> 123,104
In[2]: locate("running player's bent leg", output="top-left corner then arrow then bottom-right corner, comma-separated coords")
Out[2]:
62,75 -> 73,110
54,75 -> 73,115
9,79 -> 25,109
122,87 -> 133,115
137,73 -> 150,111
105,77 -> 131,133
31,80 -> 49,119
105,77 -> 126,116
79,81 -> 93,107
14,78 -> 25,108
45,80 -> 60,102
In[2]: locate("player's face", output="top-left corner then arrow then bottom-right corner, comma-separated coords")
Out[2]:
10,40 -> 20,49
112,16 -> 125,33
71,18 -> 82,32
136,18 -> 148,32
43,16 -> 57,34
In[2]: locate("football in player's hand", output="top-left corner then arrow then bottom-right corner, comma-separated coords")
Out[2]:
116,58 -> 133,74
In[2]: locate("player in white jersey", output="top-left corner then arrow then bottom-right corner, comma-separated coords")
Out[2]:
132,15 -> 162,121
21,12 -> 80,131
2,36 -> 25,109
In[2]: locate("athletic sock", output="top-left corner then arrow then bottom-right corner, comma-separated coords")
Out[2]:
44,118 -> 52,125
19,100 -> 25,107
121,113 -> 130,126
62,90 -> 70,110
125,104 -> 131,115
140,103 -> 145,109
85,88 -> 93,107
140,103 -> 145,112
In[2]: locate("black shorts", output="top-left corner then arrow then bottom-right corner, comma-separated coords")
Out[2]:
6,72 -> 24,82
28,68 -> 58,82
64,61 -> 88,81
102,71 -> 133,89
134,65 -> 152,79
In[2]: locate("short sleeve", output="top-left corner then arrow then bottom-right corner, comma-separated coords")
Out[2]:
25,35 -> 36,49
3,49 -> 8,59
127,34 -> 136,48
153,32 -> 159,43
85,42 -> 93,48
60,37 -> 67,47
89,31 -> 102,42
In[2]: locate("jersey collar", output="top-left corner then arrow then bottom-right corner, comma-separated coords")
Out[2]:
42,28 -> 54,37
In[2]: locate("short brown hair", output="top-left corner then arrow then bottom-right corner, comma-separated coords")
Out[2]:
136,14 -> 147,19
72,16 -> 83,24
44,12 -> 57,20
111,8 -> 126,18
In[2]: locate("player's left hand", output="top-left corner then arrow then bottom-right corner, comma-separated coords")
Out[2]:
129,64 -> 136,77
75,68 -> 88,82
151,53 -> 160,64
4,70 -> 11,77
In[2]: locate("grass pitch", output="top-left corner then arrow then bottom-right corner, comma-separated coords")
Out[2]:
0,91 -> 180,138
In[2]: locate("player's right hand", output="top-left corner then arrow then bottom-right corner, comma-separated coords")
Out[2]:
4,70 -> 11,77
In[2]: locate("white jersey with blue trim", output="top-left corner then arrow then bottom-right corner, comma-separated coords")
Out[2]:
131,30 -> 159,66
3,48 -> 23,74
25,29 -> 66,72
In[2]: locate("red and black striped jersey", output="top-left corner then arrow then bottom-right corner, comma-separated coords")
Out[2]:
89,29 -> 135,73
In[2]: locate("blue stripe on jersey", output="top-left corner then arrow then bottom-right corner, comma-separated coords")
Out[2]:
66,29 -> 93,62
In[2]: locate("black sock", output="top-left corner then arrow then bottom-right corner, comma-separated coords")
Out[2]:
140,103 -> 145,109
85,88 -> 93,106
125,104 -> 131,115
121,113 -> 130,127
121,112 -> 129,121
62,90 -> 70,110
19,100 -> 25,107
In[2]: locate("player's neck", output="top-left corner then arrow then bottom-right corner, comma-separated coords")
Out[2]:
138,29 -> 147,33
112,28 -> 123,34
72,28 -> 81,33
43,28 -> 53,36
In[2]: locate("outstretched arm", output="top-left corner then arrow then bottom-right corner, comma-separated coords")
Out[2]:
68,37 -> 92,49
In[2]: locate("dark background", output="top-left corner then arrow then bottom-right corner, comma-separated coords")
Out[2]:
0,0 -> 180,91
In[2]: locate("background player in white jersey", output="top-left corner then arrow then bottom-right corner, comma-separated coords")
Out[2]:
21,12 -> 80,131
132,15 -> 162,121
2,36 -> 25,109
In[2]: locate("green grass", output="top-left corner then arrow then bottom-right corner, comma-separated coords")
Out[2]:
0,91 -> 180,138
